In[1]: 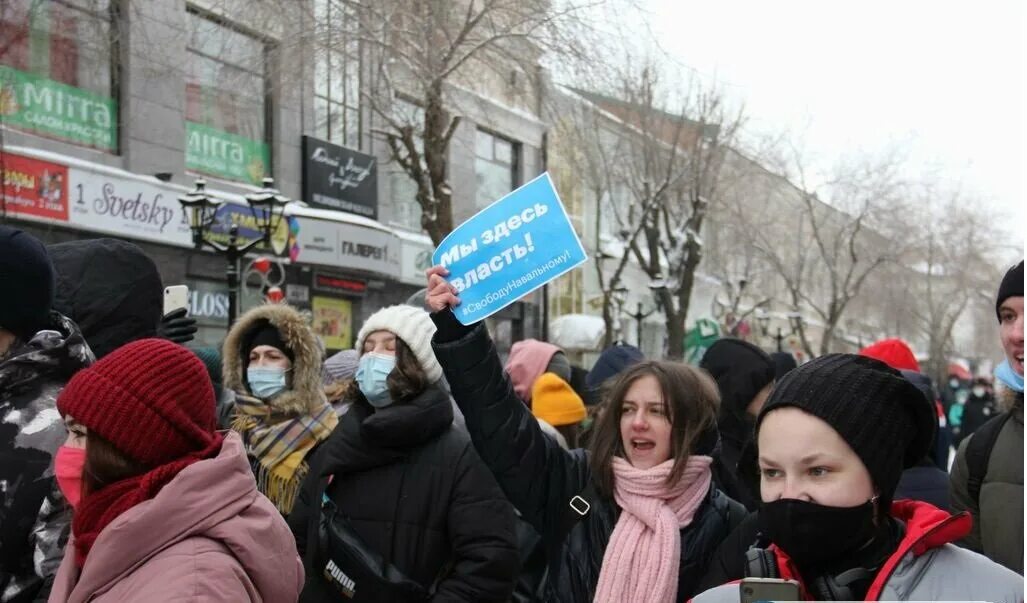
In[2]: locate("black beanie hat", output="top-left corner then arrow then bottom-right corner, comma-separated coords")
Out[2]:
770,352 -> 798,380
996,260 -> 1023,321
241,321 -> 294,367
0,226 -> 55,340
755,354 -> 936,509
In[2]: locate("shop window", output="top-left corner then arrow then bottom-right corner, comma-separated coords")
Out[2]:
184,10 -> 270,185
0,0 -> 117,151
313,0 -> 360,149
475,129 -> 519,208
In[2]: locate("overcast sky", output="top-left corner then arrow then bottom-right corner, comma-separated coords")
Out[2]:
642,0 -> 1024,253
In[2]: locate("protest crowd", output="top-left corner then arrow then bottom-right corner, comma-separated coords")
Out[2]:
0,217 -> 1023,603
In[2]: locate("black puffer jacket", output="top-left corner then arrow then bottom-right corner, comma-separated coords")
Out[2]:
431,311 -> 745,602
288,385 -> 519,602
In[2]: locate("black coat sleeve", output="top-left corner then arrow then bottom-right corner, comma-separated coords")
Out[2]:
432,442 -> 520,602
430,310 -> 591,545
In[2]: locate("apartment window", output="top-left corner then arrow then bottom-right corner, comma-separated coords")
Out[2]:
314,0 -> 360,149
475,129 -> 519,208
184,10 -> 270,184
0,0 -> 117,151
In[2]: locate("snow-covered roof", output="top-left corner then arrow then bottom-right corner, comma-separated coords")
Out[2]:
550,314 -> 606,352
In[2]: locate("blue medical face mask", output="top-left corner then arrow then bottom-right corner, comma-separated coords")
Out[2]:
995,359 -> 1024,393
247,366 -> 290,399
356,352 -> 396,408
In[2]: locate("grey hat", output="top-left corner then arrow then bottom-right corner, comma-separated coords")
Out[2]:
322,349 -> 360,385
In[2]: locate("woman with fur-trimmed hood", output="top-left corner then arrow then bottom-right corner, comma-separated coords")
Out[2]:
223,303 -> 338,517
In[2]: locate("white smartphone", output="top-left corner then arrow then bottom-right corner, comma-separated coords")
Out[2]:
163,285 -> 190,316
739,577 -> 800,603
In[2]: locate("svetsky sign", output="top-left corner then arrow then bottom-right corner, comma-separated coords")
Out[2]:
0,65 -> 117,151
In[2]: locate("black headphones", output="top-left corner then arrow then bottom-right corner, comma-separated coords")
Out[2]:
745,538 -> 873,602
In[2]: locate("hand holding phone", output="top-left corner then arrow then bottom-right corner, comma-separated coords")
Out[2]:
159,286 -> 198,344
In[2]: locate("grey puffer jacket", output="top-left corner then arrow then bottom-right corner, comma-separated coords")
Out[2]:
0,314 -> 93,602
431,311 -> 745,602
692,501 -> 1023,602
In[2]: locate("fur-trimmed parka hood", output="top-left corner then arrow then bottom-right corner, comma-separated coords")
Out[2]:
223,303 -> 325,415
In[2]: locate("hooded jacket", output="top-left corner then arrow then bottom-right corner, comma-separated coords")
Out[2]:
431,312 -> 745,602
47,239 -> 162,360
288,385 -> 520,602
506,339 -> 565,405
691,501 -> 1023,602
223,303 -> 326,417
699,339 -> 775,511
0,313 -> 92,603
48,433 -> 303,603
950,391 -> 1023,574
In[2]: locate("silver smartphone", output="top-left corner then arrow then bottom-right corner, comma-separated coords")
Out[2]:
739,577 -> 800,603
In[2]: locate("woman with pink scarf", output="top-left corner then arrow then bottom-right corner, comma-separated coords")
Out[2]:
425,267 -> 745,602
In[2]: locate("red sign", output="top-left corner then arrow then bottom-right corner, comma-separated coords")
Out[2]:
0,152 -> 69,221
315,274 -> 367,294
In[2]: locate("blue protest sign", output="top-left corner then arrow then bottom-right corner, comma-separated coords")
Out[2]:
432,173 -> 587,325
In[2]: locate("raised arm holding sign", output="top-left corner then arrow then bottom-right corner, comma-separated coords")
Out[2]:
429,173 -> 587,324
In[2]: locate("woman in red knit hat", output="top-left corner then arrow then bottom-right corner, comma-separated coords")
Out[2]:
49,338 -> 303,602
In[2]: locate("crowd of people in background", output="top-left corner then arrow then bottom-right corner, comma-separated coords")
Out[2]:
0,222 -> 1022,602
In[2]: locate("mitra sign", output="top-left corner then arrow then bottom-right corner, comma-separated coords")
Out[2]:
0,66 -> 117,151
185,121 -> 269,186
301,136 -> 378,219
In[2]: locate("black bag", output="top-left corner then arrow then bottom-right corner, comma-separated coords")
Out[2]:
311,479 -> 429,602
966,411 -> 1013,505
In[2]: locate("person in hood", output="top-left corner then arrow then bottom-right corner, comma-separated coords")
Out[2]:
47,238 -> 197,359
289,304 -> 519,601
222,303 -> 338,518
49,338 -> 302,602
950,259 -> 1023,574
700,339 -> 775,511
426,267 -> 744,602
0,226 -> 93,603
692,354 -> 1022,603
952,376 -> 998,446
506,339 -> 571,406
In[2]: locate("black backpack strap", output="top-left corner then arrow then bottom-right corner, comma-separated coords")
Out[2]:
966,412 -> 1012,505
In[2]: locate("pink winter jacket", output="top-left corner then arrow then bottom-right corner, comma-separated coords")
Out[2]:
48,432 -> 304,603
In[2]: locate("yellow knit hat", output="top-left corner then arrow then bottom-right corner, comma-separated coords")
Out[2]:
531,372 -> 586,427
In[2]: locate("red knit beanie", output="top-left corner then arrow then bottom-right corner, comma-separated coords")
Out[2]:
859,338 -> 921,373
57,338 -> 217,466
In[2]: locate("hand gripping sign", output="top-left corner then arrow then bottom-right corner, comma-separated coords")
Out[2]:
432,173 -> 588,325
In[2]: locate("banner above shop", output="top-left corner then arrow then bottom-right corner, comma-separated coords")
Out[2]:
185,121 -> 269,186
301,136 -> 378,219
290,215 -> 399,276
0,65 -> 117,152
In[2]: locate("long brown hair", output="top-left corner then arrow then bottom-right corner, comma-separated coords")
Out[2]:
83,432 -> 148,495
345,336 -> 429,406
588,360 -> 720,497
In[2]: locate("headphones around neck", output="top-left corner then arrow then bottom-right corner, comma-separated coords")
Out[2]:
745,539 -> 873,602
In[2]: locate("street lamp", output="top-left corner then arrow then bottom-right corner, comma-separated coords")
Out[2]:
178,177 -> 289,328
629,301 -> 656,347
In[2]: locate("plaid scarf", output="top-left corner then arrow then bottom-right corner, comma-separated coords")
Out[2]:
231,393 -> 338,515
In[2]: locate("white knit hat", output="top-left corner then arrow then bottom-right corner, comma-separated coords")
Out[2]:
355,305 -> 443,383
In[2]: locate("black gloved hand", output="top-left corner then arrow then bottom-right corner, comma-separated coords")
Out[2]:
157,307 -> 198,344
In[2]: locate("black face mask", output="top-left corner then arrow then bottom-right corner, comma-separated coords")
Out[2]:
757,498 -> 877,570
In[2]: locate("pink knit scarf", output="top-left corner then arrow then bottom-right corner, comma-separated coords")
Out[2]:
593,455 -> 713,603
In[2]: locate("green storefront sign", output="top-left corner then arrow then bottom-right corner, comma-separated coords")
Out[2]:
0,65 -> 117,151
684,318 -> 721,365
185,121 -> 269,186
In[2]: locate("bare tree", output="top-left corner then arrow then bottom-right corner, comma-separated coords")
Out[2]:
321,0 -> 597,245
906,190 -> 1001,384
566,61 -> 743,361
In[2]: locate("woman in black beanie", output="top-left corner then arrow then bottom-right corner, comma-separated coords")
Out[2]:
694,354 -> 1022,603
